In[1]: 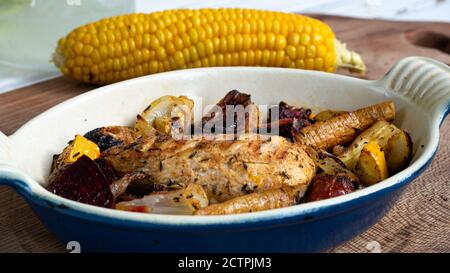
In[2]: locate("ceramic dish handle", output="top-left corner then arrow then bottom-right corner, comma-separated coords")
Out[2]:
0,131 -> 24,189
381,56 -> 450,126
0,131 -> 15,186
0,131 -> 12,167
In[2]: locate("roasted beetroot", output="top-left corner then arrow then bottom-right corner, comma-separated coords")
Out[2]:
267,101 -> 314,140
202,90 -> 258,134
306,173 -> 355,202
47,155 -> 115,208
95,158 -> 120,184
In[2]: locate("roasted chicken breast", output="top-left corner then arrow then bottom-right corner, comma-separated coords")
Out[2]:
103,134 -> 316,203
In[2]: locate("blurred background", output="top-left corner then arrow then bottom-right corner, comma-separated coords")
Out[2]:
0,0 -> 449,93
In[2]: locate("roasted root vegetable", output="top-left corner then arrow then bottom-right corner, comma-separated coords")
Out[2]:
304,147 -> 358,201
46,90 -> 415,215
47,155 -> 114,208
116,184 -> 208,215
295,101 -> 395,150
337,121 -> 412,184
313,110 -> 347,122
384,130 -> 413,175
202,90 -> 260,134
194,185 -> 306,215
53,9 -> 366,85
266,101 -> 314,140
306,173 -> 355,202
338,120 -> 401,170
355,141 -> 388,186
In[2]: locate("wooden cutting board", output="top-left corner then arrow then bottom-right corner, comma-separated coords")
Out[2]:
0,15 -> 449,253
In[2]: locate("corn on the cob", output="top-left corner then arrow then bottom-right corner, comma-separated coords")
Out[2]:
53,8 -> 365,85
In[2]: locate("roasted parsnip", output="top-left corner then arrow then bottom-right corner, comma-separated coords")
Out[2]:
314,110 -> 348,122
194,185 -> 307,215
295,101 -> 395,150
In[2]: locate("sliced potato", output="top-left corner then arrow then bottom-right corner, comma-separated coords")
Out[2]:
384,130 -> 413,175
338,120 -> 401,170
355,141 -> 388,186
314,110 -> 348,122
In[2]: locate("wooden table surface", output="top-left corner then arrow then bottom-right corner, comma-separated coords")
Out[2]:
0,15 -> 449,253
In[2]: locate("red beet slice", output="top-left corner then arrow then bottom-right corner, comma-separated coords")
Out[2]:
47,155 -> 114,208
95,158 -> 120,184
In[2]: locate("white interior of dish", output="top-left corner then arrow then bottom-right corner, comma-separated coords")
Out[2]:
9,67 -> 431,187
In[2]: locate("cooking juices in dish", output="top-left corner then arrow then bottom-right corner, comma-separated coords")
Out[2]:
46,90 -> 413,215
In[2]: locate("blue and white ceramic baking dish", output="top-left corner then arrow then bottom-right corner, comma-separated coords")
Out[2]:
0,56 -> 449,252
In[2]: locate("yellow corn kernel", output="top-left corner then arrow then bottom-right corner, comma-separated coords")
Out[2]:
266,33 -> 275,49
53,8 -> 365,84
275,50 -> 284,66
287,33 -> 300,45
286,45 -> 296,60
305,58 -> 315,70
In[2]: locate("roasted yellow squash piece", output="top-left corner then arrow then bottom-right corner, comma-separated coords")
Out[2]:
355,141 -> 388,186
61,134 -> 100,164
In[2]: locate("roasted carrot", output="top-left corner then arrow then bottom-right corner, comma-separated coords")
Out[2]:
295,101 -> 395,150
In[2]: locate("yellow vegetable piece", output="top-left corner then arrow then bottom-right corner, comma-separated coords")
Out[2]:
355,141 -> 388,186
62,134 -> 100,163
53,8 -> 365,84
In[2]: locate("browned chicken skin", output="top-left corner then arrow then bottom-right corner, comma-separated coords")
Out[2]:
102,134 -> 316,203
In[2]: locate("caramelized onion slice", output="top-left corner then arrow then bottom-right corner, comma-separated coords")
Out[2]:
115,184 -> 208,215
